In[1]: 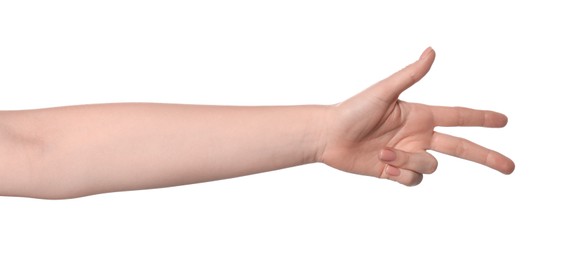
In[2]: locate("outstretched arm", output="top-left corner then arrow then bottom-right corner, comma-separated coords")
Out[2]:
0,48 -> 514,199
0,104 -> 326,198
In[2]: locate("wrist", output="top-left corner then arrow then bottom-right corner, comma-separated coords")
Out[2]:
305,105 -> 332,164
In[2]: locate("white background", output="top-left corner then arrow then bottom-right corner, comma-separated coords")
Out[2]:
0,1 -> 562,259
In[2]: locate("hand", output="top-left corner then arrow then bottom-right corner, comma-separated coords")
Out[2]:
319,47 -> 515,186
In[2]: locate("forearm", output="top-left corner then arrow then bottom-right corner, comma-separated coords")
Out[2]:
0,103 -> 327,199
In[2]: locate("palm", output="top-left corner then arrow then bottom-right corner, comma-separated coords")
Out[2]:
319,48 -> 514,186
378,102 -> 435,158
321,101 -> 434,178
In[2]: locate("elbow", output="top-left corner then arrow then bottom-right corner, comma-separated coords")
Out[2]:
0,113 -> 85,200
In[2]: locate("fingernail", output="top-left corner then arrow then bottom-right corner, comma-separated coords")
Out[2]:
386,165 -> 401,176
380,148 -> 396,162
419,47 -> 433,60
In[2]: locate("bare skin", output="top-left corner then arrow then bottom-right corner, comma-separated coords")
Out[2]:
320,47 -> 514,186
0,48 -> 514,199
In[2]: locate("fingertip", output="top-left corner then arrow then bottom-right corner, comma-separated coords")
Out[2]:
416,47 -> 436,78
496,112 -> 509,127
405,174 -> 423,187
501,159 -> 516,175
489,152 -> 515,175
380,148 -> 397,162
485,111 -> 509,127
385,165 -> 401,176
501,114 -> 509,127
419,47 -> 435,61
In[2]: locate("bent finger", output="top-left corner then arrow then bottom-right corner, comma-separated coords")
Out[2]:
382,165 -> 424,186
379,148 -> 438,174
430,132 -> 515,174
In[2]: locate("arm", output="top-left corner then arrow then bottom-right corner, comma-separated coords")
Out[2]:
0,48 -> 514,199
0,104 -> 326,199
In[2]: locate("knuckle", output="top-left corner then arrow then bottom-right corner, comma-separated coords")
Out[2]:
396,152 -> 409,167
404,173 -> 423,187
456,108 -> 465,126
408,71 -> 418,86
426,156 -> 439,174
454,139 -> 470,157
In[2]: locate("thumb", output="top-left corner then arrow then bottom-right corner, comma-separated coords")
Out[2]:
370,47 -> 436,103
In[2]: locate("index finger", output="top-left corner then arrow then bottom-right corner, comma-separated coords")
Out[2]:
431,106 -> 508,127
